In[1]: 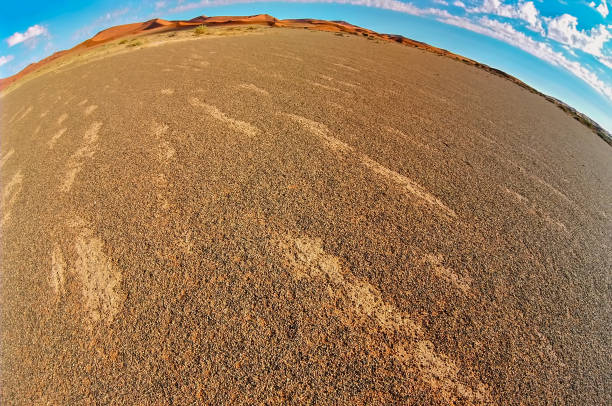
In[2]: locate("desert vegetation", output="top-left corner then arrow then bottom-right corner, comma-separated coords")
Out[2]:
194,25 -> 208,35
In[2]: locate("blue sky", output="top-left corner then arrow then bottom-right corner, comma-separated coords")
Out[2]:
1,1 -> 611,132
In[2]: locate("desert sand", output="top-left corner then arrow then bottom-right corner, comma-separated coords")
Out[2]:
1,20 -> 611,404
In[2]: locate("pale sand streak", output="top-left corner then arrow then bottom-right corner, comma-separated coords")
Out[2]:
16,106 -> 33,122
237,83 -> 270,96
270,52 -> 302,62
151,122 -> 173,211
503,186 -> 567,232
152,122 -> 175,161
318,73 -> 359,89
61,122 -> 103,192
57,113 -> 68,125
1,169 -> 23,227
84,105 -> 98,116
280,236 -> 491,403
0,149 -> 15,168
67,217 -> 124,326
385,126 -> 438,154
423,254 -> 472,295
189,97 -> 260,137
305,80 -> 347,94
8,106 -> 25,124
48,128 -> 67,149
286,114 -> 457,219
50,244 -> 66,295
332,62 -> 359,72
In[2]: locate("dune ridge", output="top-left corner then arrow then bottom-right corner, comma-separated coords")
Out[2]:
1,13 -> 610,144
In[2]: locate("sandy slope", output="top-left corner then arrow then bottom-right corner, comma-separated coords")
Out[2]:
1,27 -> 611,404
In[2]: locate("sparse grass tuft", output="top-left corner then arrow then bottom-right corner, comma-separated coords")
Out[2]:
167,32 -> 177,37
194,25 -> 208,35
127,40 -> 143,47
119,39 -> 128,45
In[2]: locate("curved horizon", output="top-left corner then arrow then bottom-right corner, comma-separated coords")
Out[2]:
1,1 -> 611,133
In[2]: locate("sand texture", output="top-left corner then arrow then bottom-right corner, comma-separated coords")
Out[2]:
1,27 -> 611,404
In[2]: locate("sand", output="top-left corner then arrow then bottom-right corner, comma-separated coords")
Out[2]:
1,27 -> 611,404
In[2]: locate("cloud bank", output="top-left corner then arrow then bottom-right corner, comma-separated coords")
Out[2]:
6,25 -> 48,47
0,55 -> 14,66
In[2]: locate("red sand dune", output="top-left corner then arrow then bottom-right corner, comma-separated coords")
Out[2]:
0,14 -> 522,91
1,14 -> 609,143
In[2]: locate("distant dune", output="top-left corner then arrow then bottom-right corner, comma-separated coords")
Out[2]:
1,13 -> 610,145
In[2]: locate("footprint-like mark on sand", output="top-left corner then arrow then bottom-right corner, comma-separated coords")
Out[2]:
50,244 -> 66,296
61,122 -> 102,192
152,122 -> 175,161
84,105 -> 98,116
384,126 -> 438,154
270,52 -> 302,62
8,107 -> 24,124
151,122 -> 174,213
160,88 -> 174,95
237,83 -> 270,96
57,113 -> 68,125
503,186 -> 567,233
317,73 -> 359,89
286,114 -> 456,219
16,106 -> 33,122
279,236 -> 491,403
48,128 -> 67,149
73,221 -> 123,326
51,217 -> 124,327
0,149 -> 15,169
78,99 -> 88,106
332,62 -> 359,72
63,95 -> 76,106
189,97 -> 260,137
327,101 -> 354,114
422,254 -> 472,295
305,79 -> 348,95
1,169 -> 23,227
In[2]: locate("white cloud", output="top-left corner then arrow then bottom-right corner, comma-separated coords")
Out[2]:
104,8 -> 130,21
589,0 -> 609,18
439,15 -> 612,101
453,1 -> 466,7
0,55 -> 14,66
464,0 -> 544,34
562,44 -> 577,57
6,25 -> 48,47
155,1 -> 167,9
598,56 -> 612,69
546,14 -> 611,57
170,0 -> 451,17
